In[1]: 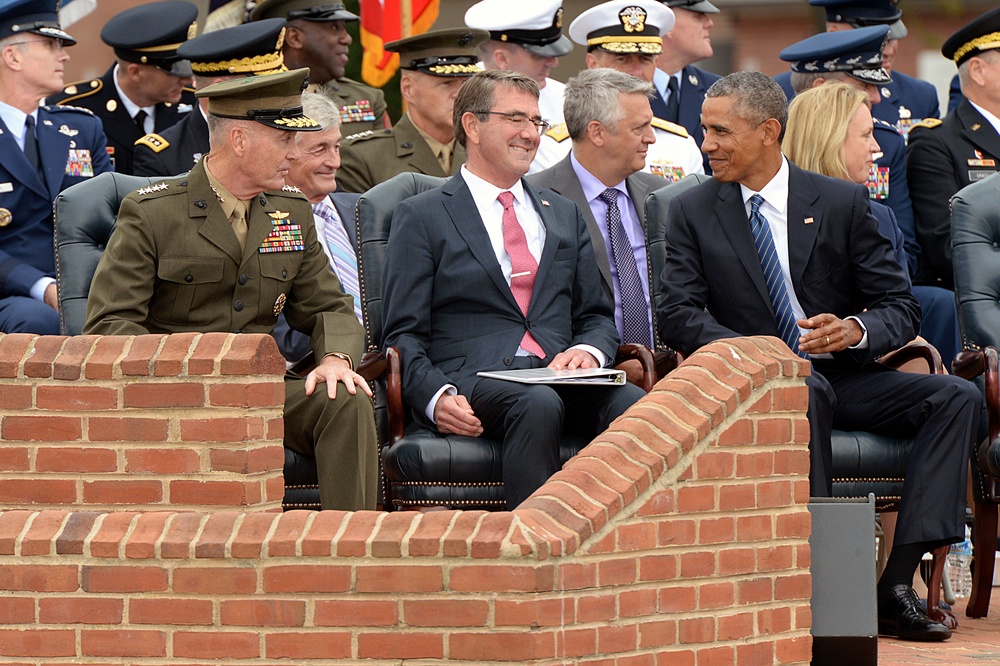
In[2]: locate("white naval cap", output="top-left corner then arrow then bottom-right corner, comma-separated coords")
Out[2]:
569,1 -> 675,55
465,0 -> 573,57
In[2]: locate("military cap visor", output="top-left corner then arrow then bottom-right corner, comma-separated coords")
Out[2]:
465,0 -> 573,57
101,0 -> 198,77
810,0 -> 902,23
250,0 -> 358,23
779,25 -> 892,85
569,2 -> 675,55
661,0 -> 719,15
198,66 -> 320,131
0,0 -> 75,44
387,28 -> 489,77
178,17 -> 287,76
942,7 -> 1000,67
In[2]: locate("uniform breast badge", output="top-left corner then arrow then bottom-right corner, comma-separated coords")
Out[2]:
260,211 -> 304,253
866,165 -> 890,201
649,163 -> 686,182
65,149 -> 94,177
273,293 -> 287,316
339,100 -> 376,124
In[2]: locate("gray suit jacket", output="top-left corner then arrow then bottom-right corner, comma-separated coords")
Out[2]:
527,154 -> 669,347
382,173 -> 620,413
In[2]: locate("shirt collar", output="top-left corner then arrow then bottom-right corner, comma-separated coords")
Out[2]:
203,159 -> 240,220
0,100 -> 32,140
740,156 -> 790,214
461,165 -> 527,210
409,111 -> 455,157
968,100 -> 1000,137
570,151 -> 626,203
112,63 -> 154,120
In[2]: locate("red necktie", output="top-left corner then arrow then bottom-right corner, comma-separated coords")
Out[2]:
498,191 -> 545,358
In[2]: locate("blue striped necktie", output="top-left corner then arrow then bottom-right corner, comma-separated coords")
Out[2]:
599,188 -> 652,347
748,194 -> 807,359
312,200 -> 363,324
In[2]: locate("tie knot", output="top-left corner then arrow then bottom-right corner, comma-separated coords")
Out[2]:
599,188 -> 618,206
25,115 -> 35,130
750,193 -> 764,213
667,76 -> 679,93
498,191 -> 515,209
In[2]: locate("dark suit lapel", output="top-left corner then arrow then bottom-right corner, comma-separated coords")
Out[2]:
716,182 -> 772,306
959,100 -> 1000,160
0,116 -> 48,199
525,182 -> 559,308
442,175 -> 520,312
188,161 -> 242,264
785,165 -> 822,292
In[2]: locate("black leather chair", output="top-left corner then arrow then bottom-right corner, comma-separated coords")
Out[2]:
53,171 -> 322,511
645,176 -> 950,624
360,173 -> 656,510
950,172 -> 1000,617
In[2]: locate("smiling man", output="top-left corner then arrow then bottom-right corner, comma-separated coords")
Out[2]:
382,69 -> 644,509
657,70 -> 980,642
84,68 -> 379,513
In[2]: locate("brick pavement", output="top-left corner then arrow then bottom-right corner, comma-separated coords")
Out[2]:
880,593 -> 1000,664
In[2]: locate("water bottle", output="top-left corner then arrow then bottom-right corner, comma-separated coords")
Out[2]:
947,527 -> 973,599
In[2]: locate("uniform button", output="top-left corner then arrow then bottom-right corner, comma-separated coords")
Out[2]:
239,274 -> 248,285
233,300 -> 244,312
281,270 -> 288,278
185,274 -> 193,283
504,357 -> 513,365
401,141 -> 413,149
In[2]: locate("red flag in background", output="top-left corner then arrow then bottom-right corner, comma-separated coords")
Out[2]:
360,0 -> 440,88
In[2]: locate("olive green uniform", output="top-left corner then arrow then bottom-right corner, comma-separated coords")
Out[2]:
320,77 -> 389,137
83,159 -> 378,511
337,114 -> 464,193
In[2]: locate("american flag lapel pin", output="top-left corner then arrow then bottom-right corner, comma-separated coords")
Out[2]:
804,217 -> 815,225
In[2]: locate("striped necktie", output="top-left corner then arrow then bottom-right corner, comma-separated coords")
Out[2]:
313,200 -> 363,324
748,194 -> 807,359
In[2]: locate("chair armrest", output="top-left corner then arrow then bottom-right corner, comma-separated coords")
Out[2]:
953,349 -> 985,380
357,351 -> 386,382
876,340 -> 943,374
386,346 -> 405,445
614,343 -> 656,393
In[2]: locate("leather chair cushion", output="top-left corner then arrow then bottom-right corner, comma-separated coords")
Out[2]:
831,429 -> 912,502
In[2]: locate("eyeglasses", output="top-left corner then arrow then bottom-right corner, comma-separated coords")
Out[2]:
476,111 -> 550,135
9,38 -> 67,51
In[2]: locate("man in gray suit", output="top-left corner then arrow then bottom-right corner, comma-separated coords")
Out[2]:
382,70 -> 644,508
529,69 -> 670,372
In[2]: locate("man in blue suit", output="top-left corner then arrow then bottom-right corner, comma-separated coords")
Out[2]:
651,0 -> 721,173
382,70 -> 644,508
0,0 -> 111,334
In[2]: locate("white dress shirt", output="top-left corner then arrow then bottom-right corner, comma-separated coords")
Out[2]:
113,64 -> 155,134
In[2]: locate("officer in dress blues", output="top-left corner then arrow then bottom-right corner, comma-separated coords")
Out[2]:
0,0 -> 111,334
775,0 -> 939,142
250,0 -> 388,136
47,1 -> 199,175
651,0 -> 722,173
907,7 -> 1000,290
133,18 -> 289,177
465,0 -> 574,137
779,26 -> 962,369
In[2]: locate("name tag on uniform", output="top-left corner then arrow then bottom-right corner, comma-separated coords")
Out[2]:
0,182 -> 11,193
339,100 -> 376,124
968,169 -> 997,182
259,223 -> 304,253
866,165 -> 890,200
65,149 -> 94,177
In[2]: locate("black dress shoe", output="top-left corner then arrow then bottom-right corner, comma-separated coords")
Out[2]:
877,584 -> 952,641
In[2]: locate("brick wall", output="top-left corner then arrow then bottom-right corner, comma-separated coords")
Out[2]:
0,335 -> 812,664
0,333 -> 286,512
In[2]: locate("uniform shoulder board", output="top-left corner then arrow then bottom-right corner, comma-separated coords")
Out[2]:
343,129 -> 385,143
134,181 -> 172,198
45,104 -> 96,116
134,133 -> 169,153
55,78 -> 102,105
911,118 -> 942,131
281,185 -> 302,193
544,123 -> 570,143
650,118 -> 689,138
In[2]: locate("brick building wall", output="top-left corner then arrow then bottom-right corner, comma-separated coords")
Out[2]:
0,334 -> 812,664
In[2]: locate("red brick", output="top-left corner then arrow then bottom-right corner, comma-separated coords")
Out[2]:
738,578 -> 773,605
2,415 -> 81,441
315,599 -> 399,627
83,480 -> 162,505
558,562 -> 597,590
696,646 -> 736,664
0,333 -> 34,377
0,446 -> 30,471
299,510 -> 350,557
231,512 -> 279,559
620,588 -> 658,618
597,557 -> 636,586
20,510 -> 68,555
759,607 -> 793,635
39,597 -> 123,624
616,522 -> 656,552
89,418 -> 169,442
449,564 -> 554,592
0,629 -> 75,657
36,386 -> 117,411
694,450 -> 735,479
36,447 -> 116,473
659,586 -> 696,613
0,384 -> 31,409
130,598 -> 213,625
262,509 -> 311,557
718,547 -> 756,575
124,512 -> 172,560
209,446 -> 282,474
736,451 -> 775,479
736,514 -> 773,542
88,512 -> 138,558
266,632 -> 351,659
737,642 -> 776,665
208,381 -> 284,408
152,332 -> 199,377
120,335 -> 166,376
557,627 -> 597,658
0,597 -> 35,623
82,566 -> 166,593
187,332 -> 229,375
193,512 -> 240,559
699,581 -> 736,610
220,334 -> 284,376
718,612 -> 755,641
169,480 -> 254,506
356,565 -> 442,592
125,448 -> 200,474
777,511 -> 812,539
658,518 -> 696,547
80,630 -> 166,657
0,511 -> 33,555
719,484 -> 756,511
577,594 -> 616,623
775,573 -> 812,601
758,545 -> 795,572
220,599 -> 305,627
173,567 -> 256,594
679,551 -> 715,578
263,564 -> 351,593
450,631 -> 554,661
678,617 -> 714,644
173,631 -> 259,659
179,418 -> 255,442
639,554 -> 676,582
22,336 -> 67,378
124,383 -> 205,408
676,485 -> 715,513
655,650 -> 695,666
494,598 -> 573,627
638,618 -> 677,648
598,624 -> 638,653
776,635 -> 812,664
82,336 -> 129,380
699,517 -> 735,544
0,566 -> 78,592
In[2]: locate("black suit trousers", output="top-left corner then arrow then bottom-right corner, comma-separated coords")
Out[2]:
810,360 -> 981,546
470,356 -> 644,509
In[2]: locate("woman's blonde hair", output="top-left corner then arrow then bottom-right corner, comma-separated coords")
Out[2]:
782,82 -> 868,181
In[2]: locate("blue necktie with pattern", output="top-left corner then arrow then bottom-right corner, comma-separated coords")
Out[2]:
599,188 -> 652,348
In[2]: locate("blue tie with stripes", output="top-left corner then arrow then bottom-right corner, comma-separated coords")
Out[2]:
313,200 -> 363,324
748,194 -> 807,359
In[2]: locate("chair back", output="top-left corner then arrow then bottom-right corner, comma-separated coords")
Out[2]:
355,172 -> 448,350
53,172 -> 166,334
952,172 -> 1000,352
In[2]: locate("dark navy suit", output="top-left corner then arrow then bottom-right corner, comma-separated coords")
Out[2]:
948,73 -> 963,115
0,105 -> 111,334
651,65 -> 721,173
133,107 -> 209,178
